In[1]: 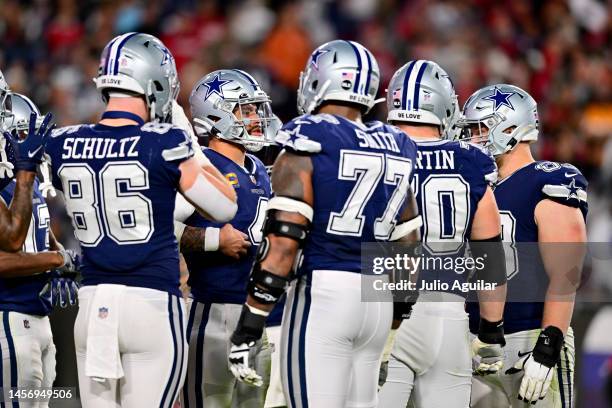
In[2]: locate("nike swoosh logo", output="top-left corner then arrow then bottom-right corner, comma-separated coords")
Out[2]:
517,351 -> 531,358
475,106 -> 487,111
565,172 -> 577,177
28,146 -> 43,158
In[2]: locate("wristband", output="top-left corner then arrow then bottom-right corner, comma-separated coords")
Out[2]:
204,227 -> 220,252
174,221 -> 187,245
478,318 -> 505,346
533,326 -> 564,368
231,304 -> 267,345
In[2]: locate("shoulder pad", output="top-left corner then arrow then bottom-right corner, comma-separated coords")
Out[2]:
461,142 -> 498,185
276,117 -> 323,154
141,121 -> 179,135
161,127 -> 194,162
539,162 -> 588,207
51,124 -> 86,138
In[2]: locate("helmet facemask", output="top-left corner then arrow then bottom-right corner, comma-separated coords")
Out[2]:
193,93 -> 276,153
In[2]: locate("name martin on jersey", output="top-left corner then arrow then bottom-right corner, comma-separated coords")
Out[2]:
61,136 -> 140,159
415,149 -> 455,170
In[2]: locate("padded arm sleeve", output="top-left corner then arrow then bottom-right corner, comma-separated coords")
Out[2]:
180,173 -> 237,223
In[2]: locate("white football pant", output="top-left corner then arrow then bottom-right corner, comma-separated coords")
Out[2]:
182,301 -> 271,408
0,311 -> 56,408
75,286 -> 187,408
378,292 -> 472,408
281,270 -> 392,408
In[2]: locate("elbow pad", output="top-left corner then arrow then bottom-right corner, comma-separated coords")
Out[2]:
182,173 -> 237,223
470,234 -> 507,285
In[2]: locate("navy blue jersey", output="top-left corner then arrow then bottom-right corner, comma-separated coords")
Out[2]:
412,140 -> 497,296
0,179 -> 53,316
45,121 -> 193,297
468,161 -> 588,334
275,114 -> 418,275
185,149 -> 271,304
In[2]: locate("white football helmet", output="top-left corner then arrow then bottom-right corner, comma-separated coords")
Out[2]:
459,84 -> 538,156
95,32 -> 179,122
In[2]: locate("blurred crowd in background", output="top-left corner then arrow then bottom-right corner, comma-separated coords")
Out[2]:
1,0 -> 611,404
1,0 -> 610,278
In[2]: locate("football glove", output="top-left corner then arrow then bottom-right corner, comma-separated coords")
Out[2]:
6,112 -> 54,172
228,304 -> 267,387
228,340 -> 264,387
57,249 -> 81,278
51,276 -> 79,308
0,135 -> 14,180
38,154 -> 56,198
506,326 -> 564,403
472,318 -> 506,375
39,272 -> 79,308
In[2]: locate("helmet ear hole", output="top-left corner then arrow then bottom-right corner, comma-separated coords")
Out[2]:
311,80 -> 318,91
153,81 -> 164,92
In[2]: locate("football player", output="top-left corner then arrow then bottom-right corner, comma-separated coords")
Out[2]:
227,40 -> 422,408
174,69 -> 277,408
0,70 -> 54,252
462,84 -> 587,407
42,32 -> 238,407
0,91 -> 80,408
377,60 -> 508,407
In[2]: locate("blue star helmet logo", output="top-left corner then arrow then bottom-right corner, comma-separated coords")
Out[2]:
310,49 -> 330,69
199,74 -> 231,100
483,86 -> 516,112
152,42 -> 173,66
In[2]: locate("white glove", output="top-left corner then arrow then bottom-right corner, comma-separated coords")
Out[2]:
171,99 -> 209,167
505,326 -> 563,404
0,136 -> 14,180
39,155 -> 56,198
472,338 -> 504,375
171,99 -> 195,139
507,353 -> 554,403
228,341 -> 263,387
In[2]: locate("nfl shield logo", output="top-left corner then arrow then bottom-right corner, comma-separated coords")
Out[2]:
98,307 -> 109,319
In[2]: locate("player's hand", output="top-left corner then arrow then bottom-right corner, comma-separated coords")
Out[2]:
473,318 -> 506,375
219,224 -> 251,259
6,112 -> 54,172
57,249 -> 81,278
51,277 -> 79,308
39,272 -> 79,308
228,340 -> 263,387
228,304 -> 267,387
505,326 -> 563,404
171,99 -> 196,139
0,135 -> 15,179
38,154 -> 56,198
506,352 -> 554,403
472,338 -> 504,375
